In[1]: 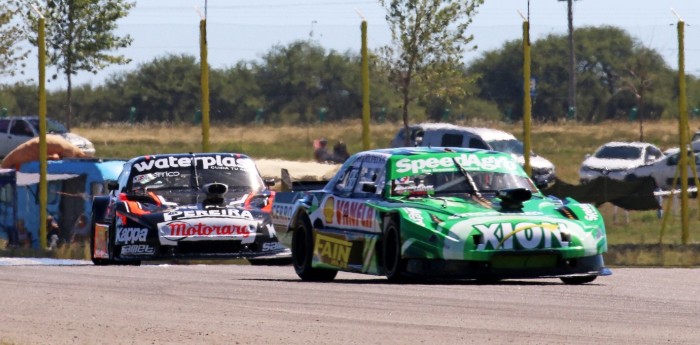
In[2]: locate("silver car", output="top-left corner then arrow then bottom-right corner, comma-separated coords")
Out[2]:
579,141 -> 664,183
626,148 -> 700,190
0,116 -> 96,157
390,123 -> 556,186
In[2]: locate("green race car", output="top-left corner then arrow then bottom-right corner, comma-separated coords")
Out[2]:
271,147 -> 610,284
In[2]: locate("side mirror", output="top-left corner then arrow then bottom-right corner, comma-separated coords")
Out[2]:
264,178 -> 276,187
361,182 -> 377,194
107,180 -> 119,191
584,153 -> 591,159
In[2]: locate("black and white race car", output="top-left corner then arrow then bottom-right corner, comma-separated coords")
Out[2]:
90,153 -> 289,265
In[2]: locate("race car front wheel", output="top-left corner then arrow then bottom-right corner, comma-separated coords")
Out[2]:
292,216 -> 337,282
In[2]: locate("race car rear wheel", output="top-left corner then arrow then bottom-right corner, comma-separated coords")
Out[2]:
560,275 -> 597,285
292,216 -> 337,282
383,218 -> 410,283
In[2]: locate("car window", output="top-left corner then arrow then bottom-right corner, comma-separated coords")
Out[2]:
27,118 -> 68,134
116,162 -> 132,192
488,139 -> 524,155
441,133 -> 463,147
595,146 -> 642,160
645,147 -> 663,162
0,119 -> 10,133
333,167 -> 359,196
332,156 -> 363,196
468,138 -> 490,150
412,129 -> 424,146
9,120 -> 33,137
352,158 -> 386,198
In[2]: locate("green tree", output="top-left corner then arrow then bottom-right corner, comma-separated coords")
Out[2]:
255,40 -> 368,124
0,1 -> 28,78
469,26 -> 675,123
379,0 -> 483,145
119,54 -> 201,123
27,0 -> 134,129
209,61 -> 264,124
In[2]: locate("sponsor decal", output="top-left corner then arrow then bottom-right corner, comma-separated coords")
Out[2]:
315,233 -> 352,269
93,224 -> 110,259
262,242 -> 285,251
323,196 -> 335,224
393,182 -> 434,196
133,155 -> 254,172
272,203 -> 294,221
323,197 -> 375,230
474,222 -> 570,250
405,208 -> 426,227
265,224 -> 277,238
578,204 -> 599,221
165,221 -> 253,237
133,171 -> 180,184
121,244 -> 155,255
117,227 -> 149,244
395,153 -> 518,175
164,209 -> 253,221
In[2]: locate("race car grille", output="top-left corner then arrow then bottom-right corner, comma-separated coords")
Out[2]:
176,241 -> 242,255
491,254 -> 559,269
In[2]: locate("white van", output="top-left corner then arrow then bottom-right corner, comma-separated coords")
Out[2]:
390,123 -> 556,186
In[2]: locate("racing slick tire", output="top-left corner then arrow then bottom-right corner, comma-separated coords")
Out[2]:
292,216 -> 337,282
560,275 -> 597,285
383,218 -> 411,283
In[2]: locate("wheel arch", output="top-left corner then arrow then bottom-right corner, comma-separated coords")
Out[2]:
92,196 -> 110,223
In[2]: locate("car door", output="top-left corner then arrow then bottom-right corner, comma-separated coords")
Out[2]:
314,155 -> 386,272
6,119 -> 35,154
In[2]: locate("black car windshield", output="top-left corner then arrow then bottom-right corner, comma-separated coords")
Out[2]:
27,118 -> 68,134
127,157 -> 264,204
594,146 -> 642,160
391,170 -> 536,197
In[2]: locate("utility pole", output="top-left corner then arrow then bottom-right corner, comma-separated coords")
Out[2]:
559,0 -> 577,120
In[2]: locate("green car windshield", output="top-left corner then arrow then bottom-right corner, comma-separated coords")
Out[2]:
388,152 -> 537,197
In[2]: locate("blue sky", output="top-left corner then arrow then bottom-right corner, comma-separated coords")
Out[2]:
11,0 -> 700,89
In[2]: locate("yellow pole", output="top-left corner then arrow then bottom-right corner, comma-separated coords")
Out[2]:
200,19 -> 210,153
360,20 -> 370,151
677,19 -> 689,244
37,11 -> 48,250
522,20 -> 532,177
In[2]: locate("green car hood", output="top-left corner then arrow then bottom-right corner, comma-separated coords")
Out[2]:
370,195 -> 606,260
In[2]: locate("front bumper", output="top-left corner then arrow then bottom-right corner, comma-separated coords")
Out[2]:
403,254 -> 610,279
118,241 -> 291,261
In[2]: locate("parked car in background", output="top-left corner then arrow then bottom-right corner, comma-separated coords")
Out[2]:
626,148 -> 700,190
0,116 -> 95,157
579,141 -> 664,183
390,123 -> 556,186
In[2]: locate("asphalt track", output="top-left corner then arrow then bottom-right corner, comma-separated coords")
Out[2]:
0,264 -> 698,345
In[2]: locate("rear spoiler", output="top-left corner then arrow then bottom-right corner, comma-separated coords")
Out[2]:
279,168 -> 329,192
